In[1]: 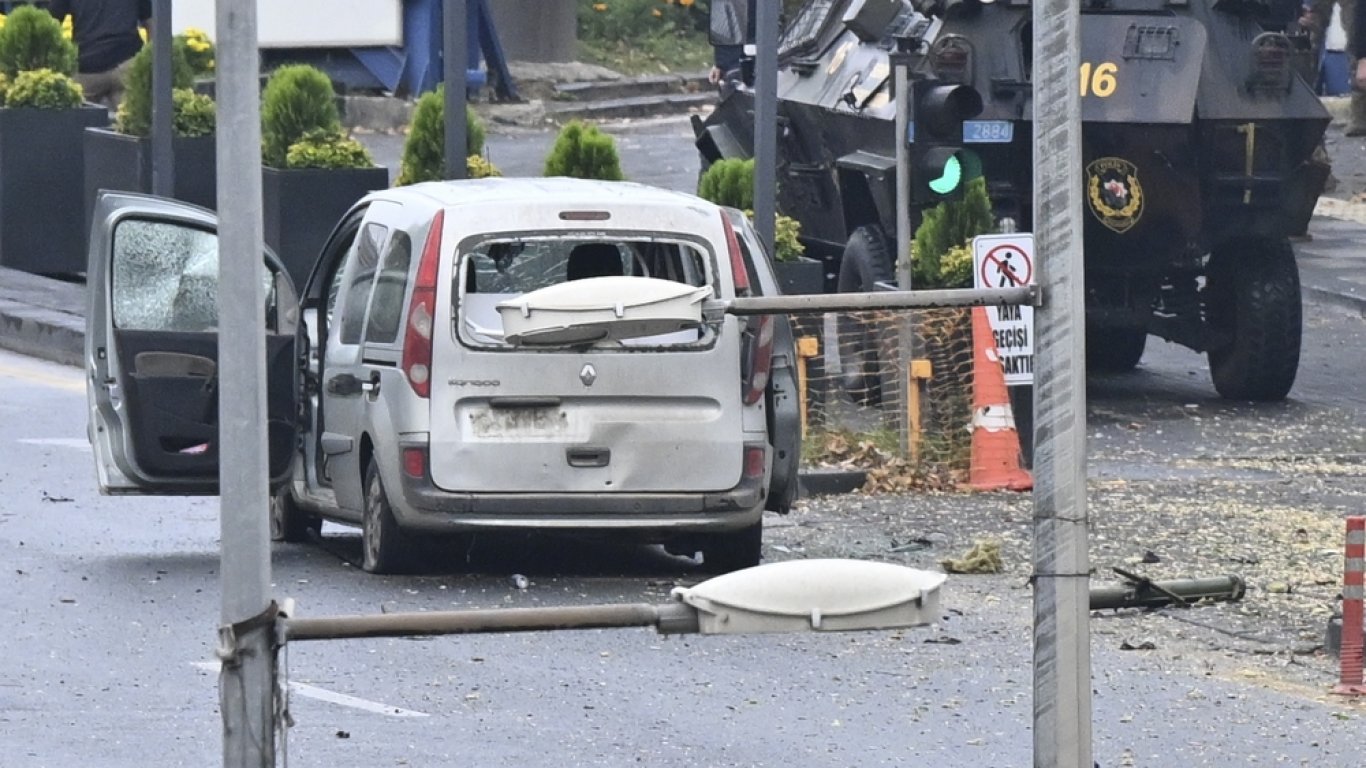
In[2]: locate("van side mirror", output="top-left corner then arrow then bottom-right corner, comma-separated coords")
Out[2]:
710,0 -> 752,46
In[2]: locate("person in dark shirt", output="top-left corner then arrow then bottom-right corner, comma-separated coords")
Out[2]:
48,0 -> 153,108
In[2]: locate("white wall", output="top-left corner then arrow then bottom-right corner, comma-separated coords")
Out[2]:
171,0 -> 402,48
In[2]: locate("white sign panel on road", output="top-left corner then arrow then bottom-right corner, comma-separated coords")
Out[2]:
972,233 -> 1034,386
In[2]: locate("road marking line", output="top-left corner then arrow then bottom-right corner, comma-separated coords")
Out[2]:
0,361 -> 84,394
18,438 -> 91,451
191,662 -> 430,718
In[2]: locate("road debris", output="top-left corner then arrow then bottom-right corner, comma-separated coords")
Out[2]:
941,539 -> 1002,574
1090,568 -> 1246,611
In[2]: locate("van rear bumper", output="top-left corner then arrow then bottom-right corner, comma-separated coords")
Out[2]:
393,450 -> 766,534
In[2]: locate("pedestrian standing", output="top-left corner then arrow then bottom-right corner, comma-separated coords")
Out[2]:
47,0 -> 152,109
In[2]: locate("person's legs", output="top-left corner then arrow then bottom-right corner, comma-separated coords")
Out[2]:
1344,0 -> 1366,134
104,57 -> 135,111
74,70 -> 117,108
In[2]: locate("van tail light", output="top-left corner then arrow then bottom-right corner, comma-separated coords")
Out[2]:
402,209 -> 444,398
402,446 -> 428,479
741,313 -> 774,405
720,211 -> 750,296
743,445 -> 767,479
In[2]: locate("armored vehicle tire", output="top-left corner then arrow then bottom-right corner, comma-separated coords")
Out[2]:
1205,238 -> 1302,402
362,459 -> 420,574
1086,327 -> 1147,373
270,486 -> 320,543
837,225 -> 896,407
700,519 -> 763,574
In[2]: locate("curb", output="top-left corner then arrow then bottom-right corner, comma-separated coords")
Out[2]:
0,297 -> 83,368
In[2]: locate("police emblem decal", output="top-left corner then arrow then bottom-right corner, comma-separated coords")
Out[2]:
1085,157 -> 1144,234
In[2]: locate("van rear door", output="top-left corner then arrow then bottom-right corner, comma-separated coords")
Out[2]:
428,213 -> 748,495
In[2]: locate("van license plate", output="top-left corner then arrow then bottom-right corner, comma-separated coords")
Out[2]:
468,407 -> 568,440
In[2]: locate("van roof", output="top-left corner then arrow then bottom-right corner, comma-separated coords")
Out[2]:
381,177 -> 718,212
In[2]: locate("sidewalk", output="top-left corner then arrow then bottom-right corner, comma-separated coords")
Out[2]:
4,202 -> 1365,370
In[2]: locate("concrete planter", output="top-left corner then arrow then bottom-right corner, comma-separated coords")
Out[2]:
83,127 -> 218,251
774,256 -> 825,295
262,165 -> 390,289
0,104 -> 110,275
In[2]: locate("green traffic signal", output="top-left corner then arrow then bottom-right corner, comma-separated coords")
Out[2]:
927,154 -> 963,195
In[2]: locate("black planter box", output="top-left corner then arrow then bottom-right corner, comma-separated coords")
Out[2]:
263,165 -> 390,289
0,104 -> 110,275
84,127 -> 218,251
774,256 -> 826,295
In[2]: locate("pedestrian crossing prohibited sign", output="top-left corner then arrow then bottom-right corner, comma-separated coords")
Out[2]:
972,234 -> 1034,385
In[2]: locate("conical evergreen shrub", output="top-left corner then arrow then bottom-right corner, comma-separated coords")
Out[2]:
261,64 -> 341,168
0,5 -> 76,78
542,120 -> 624,181
396,85 -> 487,185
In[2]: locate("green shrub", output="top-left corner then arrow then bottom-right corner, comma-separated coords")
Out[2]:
395,85 -> 487,186
0,71 -> 11,107
115,42 -> 195,136
577,0 -> 697,43
697,157 -> 753,210
773,213 -> 805,262
543,120 -> 624,180
284,127 -> 374,169
0,5 -> 76,78
261,64 -> 341,168
4,67 -> 81,109
171,88 -> 215,137
911,177 -> 994,288
175,27 -> 214,77
466,154 -> 501,178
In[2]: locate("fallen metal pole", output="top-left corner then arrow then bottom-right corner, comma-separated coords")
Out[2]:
1089,574 -> 1246,611
721,286 -> 1037,316
285,602 -> 700,641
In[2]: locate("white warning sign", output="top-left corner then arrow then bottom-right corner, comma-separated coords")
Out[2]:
972,233 -> 1034,386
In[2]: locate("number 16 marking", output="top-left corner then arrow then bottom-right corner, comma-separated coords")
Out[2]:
1080,61 -> 1118,98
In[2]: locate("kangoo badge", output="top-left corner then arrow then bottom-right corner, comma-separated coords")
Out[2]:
1086,157 -> 1144,233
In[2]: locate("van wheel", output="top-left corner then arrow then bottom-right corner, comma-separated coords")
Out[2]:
270,486 -> 319,543
701,519 -> 762,574
1205,238 -> 1301,401
362,459 -> 418,574
837,225 -> 895,407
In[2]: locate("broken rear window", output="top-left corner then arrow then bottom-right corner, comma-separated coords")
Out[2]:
456,234 -> 714,348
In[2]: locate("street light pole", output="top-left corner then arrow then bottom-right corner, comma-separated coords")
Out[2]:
443,0 -> 468,180
150,0 -> 173,197
1031,0 -> 1091,761
752,0 -> 777,257
215,2 -> 276,766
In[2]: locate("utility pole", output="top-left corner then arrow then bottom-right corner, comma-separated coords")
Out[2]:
150,0 -> 173,197
444,0 -> 469,180
215,2 -> 277,766
752,0 -> 777,256
1030,0 -> 1091,762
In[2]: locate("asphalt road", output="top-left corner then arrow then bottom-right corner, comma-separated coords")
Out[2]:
2,344 -> 1363,767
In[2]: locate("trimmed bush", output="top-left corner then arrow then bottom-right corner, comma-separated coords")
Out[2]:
466,154 -> 501,179
396,85 -> 486,186
261,64 -> 340,168
175,27 -> 214,77
4,67 -> 82,109
172,87 -> 215,138
911,177 -> 994,288
0,5 -> 76,78
697,157 -> 753,210
285,127 -> 374,169
773,213 -> 805,262
115,42 -> 196,136
0,71 -> 10,107
543,120 -> 624,181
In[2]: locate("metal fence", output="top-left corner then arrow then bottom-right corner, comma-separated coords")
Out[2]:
792,307 -> 984,491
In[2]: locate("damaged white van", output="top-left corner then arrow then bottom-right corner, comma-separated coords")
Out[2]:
85,179 -> 800,574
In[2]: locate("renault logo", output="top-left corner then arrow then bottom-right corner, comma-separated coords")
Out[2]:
579,364 -> 597,386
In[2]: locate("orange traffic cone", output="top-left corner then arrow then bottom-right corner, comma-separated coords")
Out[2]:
968,306 -> 1032,491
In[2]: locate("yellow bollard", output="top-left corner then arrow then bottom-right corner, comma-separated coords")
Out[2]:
796,337 -> 820,439
907,358 -> 932,463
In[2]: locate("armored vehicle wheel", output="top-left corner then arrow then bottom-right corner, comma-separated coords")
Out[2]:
700,519 -> 762,574
1205,238 -> 1302,401
270,486 -> 320,543
1086,327 -> 1147,373
837,225 -> 895,407
362,459 -> 419,574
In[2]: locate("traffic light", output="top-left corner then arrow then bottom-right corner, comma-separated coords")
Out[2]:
911,79 -> 983,203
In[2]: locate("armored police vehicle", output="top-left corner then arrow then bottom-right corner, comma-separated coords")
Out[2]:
695,0 -> 1330,401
